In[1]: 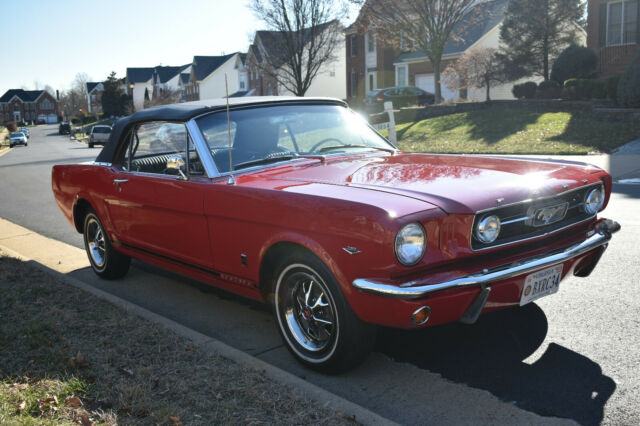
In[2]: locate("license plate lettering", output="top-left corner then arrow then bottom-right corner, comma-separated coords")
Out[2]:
520,265 -> 563,306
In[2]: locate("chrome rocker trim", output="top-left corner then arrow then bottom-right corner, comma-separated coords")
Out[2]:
353,219 -> 620,300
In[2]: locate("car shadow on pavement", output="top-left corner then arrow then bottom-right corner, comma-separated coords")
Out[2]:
612,183 -> 640,199
375,304 -> 615,426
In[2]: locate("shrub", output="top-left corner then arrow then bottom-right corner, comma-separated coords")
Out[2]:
512,81 -> 538,99
550,44 -> 598,84
5,121 -> 17,132
537,80 -> 562,98
606,75 -> 620,103
590,80 -> 607,99
617,51 -> 640,107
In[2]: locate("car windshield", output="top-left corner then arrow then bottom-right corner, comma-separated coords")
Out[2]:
93,127 -> 111,133
11,133 -> 23,137
196,104 -> 395,173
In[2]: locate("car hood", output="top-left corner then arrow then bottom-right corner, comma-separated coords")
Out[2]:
269,153 -> 605,214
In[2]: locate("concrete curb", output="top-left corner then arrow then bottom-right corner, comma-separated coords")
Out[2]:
0,243 -> 397,426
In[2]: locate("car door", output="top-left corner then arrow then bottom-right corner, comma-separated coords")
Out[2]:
104,121 -> 213,269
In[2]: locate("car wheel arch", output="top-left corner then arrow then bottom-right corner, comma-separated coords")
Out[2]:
258,237 -> 349,304
73,198 -> 94,233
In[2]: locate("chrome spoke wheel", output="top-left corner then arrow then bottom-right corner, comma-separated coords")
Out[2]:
279,268 -> 337,353
86,217 -> 106,268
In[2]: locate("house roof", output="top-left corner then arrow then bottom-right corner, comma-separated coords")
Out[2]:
255,20 -> 337,68
154,64 -> 190,83
86,82 -> 102,93
248,44 -> 263,64
395,0 -> 508,63
180,73 -> 191,84
238,53 -> 247,66
192,53 -> 237,81
127,67 -> 154,83
0,89 -> 47,103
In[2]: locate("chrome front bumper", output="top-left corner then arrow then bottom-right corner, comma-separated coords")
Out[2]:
353,219 -> 620,300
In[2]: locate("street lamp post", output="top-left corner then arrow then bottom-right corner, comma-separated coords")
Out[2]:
129,83 -> 135,114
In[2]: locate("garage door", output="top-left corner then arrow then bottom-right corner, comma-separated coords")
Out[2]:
415,74 -> 458,101
46,114 -> 58,124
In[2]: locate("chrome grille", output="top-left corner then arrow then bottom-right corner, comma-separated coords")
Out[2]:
471,183 -> 602,250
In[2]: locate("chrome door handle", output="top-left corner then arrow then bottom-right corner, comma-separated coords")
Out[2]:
113,179 -> 129,186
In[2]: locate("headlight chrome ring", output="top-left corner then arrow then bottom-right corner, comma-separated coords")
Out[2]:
395,223 -> 426,266
475,215 -> 501,244
584,186 -> 604,215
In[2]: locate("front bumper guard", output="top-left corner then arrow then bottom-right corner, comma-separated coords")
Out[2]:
353,219 -> 620,300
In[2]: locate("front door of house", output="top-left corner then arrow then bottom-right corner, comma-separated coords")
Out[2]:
13,111 -> 20,122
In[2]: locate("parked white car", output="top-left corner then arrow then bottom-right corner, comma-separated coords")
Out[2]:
88,125 -> 112,148
9,132 -> 28,148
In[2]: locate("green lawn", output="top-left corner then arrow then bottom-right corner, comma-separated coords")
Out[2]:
390,106 -> 640,154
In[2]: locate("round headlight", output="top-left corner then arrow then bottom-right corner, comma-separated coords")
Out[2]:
584,186 -> 604,215
475,215 -> 501,244
395,223 -> 426,266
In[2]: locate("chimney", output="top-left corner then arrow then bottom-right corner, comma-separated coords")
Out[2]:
56,90 -> 60,100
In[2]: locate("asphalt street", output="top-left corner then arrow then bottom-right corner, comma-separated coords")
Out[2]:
1,124 -> 639,425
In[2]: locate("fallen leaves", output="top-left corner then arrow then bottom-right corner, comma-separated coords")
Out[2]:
169,415 -> 183,425
69,351 -> 87,368
65,396 -> 83,408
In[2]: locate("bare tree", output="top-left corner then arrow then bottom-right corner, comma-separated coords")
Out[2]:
146,88 -> 181,107
356,0 -> 477,103
442,47 -> 503,101
249,0 -> 348,96
43,85 -> 55,97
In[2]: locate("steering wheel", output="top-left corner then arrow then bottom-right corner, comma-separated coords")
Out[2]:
309,138 -> 345,152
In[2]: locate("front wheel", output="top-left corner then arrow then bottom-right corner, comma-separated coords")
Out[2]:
83,209 -> 130,279
272,251 -> 376,373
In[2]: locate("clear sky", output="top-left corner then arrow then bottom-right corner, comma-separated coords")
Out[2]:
0,0 -> 359,96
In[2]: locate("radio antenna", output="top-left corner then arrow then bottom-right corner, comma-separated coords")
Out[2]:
225,73 -> 235,185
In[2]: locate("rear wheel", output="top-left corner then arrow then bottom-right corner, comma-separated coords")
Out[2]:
272,250 -> 376,373
83,209 -> 130,279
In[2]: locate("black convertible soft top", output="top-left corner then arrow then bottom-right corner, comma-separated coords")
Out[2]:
95,96 -> 346,164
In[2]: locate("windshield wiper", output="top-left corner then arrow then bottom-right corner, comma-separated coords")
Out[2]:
317,144 -> 396,154
233,154 -> 297,170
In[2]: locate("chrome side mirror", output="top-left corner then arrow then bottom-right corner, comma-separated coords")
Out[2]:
167,154 -> 188,180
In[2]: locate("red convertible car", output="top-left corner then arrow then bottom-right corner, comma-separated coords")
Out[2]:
52,97 -> 619,373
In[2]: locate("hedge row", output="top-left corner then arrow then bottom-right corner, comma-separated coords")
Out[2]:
512,75 -> 621,101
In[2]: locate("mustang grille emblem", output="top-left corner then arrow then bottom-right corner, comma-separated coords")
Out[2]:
526,202 -> 569,227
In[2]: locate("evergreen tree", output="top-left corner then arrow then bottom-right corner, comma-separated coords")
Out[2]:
102,72 -> 128,116
499,0 -> 585,81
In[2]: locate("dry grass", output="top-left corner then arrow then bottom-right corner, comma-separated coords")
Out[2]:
0,254 -> 358,425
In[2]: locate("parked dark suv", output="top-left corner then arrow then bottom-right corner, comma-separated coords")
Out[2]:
365,86 -> 435,113
59,122 -> 71,135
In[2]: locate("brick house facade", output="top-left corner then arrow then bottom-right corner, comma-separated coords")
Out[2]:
0,89 -> 59,124
587,0 -> 639,78
345,25 -> 400,104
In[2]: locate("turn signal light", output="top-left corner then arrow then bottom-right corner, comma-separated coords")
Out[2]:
411,306 -> 431,325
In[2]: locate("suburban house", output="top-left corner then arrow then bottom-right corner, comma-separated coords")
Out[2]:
246,23 -> 346,99
86,82 -> 104,114
126,65 -> 188,111
345,14 -> 403,103
587,0 -> 639,78
184,53 -> 247,101
348,0 -> 586,103
0,89 -> 59,124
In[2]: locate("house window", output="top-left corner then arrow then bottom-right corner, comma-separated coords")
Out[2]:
40,100 -> 53,110
397,65 -> 408,86
350,35 -> 358,57
607,1 -> 638,46
350,72 -> 358,98
240,80 -> 246,90
367,33 -> 375,52
13,103 -> 20,111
